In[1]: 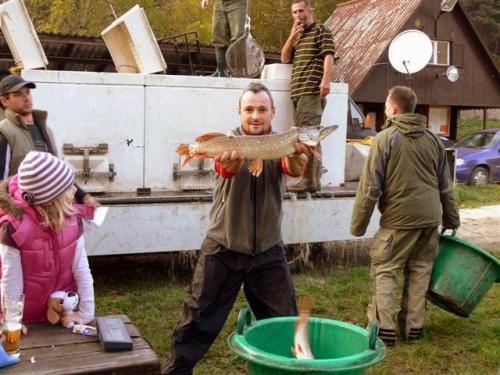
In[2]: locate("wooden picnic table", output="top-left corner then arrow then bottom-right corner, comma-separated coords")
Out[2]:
2,315 -> 160,375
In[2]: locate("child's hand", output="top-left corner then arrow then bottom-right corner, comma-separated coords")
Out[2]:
62,311 -> 91,328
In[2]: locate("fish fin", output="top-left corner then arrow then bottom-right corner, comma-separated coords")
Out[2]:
248,159 -> 263,177
180,156 -> 194,169
195,132 -> 225,143
180,153 -> 211,169
307,146 -> 322,161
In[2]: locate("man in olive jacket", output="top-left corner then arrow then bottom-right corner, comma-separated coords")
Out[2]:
0,75 -> 97,206
351,86 -> 460,346
162,83 -> 307,375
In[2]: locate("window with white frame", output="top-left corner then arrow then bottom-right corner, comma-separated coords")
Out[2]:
431,40 -> 450,65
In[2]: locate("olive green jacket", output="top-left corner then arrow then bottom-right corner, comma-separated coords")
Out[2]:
205,127 -> 285,255
0,109 -> 55,176
351,114 -> 460,236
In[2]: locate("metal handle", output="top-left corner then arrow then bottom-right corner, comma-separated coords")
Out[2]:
236,307 -> 252,335
440,228 -> 457,236
368,320 -> 378,350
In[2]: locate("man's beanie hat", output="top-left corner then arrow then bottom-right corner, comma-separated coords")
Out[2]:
0,75 -> 36,96
18,152 -> 74,205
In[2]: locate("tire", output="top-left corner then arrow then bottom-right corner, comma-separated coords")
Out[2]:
469,166 -> 489,186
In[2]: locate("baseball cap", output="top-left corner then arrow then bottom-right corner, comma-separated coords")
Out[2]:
0,75 -> 36,96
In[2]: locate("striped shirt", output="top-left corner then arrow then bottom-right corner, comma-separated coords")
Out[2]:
291,22 -> 335,100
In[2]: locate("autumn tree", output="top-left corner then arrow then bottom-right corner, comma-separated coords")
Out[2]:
25,0 -> 342,51
462,0 -> 500,67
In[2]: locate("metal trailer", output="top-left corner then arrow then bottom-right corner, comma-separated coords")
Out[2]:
22,66 -> 379,256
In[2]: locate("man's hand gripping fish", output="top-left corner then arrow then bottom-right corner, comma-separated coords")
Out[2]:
176,125 -> 338,177
291,298 -> 314,360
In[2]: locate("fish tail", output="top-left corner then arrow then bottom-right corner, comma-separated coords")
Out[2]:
298,296 -> 315,313
176,144 -> 190,157
176,144 -> 193,169
180,156 -> 194,169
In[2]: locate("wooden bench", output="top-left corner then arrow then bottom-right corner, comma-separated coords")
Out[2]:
2,315 -> 160,375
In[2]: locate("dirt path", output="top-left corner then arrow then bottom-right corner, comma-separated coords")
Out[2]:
456,205 -> 500,254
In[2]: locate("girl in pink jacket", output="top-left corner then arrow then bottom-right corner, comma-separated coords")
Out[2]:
0,151 -> 95,326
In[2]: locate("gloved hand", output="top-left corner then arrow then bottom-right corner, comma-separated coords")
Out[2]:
62,311 -> 91,329
0,341 -> 19,368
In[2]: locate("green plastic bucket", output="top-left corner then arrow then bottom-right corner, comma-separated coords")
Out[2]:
427,230 -> 500,317
228,309 -> 386,375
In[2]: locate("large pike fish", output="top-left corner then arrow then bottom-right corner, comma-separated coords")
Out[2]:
176,125 -> 338,177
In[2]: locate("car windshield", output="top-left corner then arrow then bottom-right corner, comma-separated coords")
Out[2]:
455,132 -> 496,148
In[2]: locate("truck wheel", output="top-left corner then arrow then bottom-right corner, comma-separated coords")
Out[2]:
469,167 -> 489,185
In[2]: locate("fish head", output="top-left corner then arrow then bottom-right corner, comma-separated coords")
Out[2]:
297,125 -> 339,146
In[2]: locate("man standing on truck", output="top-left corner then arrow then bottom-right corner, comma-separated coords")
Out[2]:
351,86 -> 460,346
162,83 -> 308,375
201,0 -> 247,77
280,0 -> 335,193
0,75 -> 97,205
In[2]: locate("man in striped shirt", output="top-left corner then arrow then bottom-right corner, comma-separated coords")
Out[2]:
281,0 -> 335,193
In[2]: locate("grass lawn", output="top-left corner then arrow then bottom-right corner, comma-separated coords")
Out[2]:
91,258 -> 500,375
455,183 -> 500,208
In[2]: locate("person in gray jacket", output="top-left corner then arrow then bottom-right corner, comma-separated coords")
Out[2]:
162,83 -> 307,374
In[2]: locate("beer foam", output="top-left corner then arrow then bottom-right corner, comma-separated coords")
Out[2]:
4,322 -> 22,331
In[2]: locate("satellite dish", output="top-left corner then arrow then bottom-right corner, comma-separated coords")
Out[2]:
388,30 -> 432,74
441,0 -> 458,12
446,65 -> 459,82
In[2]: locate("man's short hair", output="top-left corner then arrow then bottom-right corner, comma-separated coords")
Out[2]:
387,86 -> 417,114
292,0 -> 312,7
239,82 -> 275,108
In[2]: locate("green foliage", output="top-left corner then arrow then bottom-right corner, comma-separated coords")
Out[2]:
24,0 -> 343,50
457,118 -> 500,140
455,184 -> 500,209
462,0 -> 500,67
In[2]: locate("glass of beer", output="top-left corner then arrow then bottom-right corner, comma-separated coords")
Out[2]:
2,294 -> 24,359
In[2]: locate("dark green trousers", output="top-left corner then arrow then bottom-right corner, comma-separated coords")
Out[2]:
212,0 -> 247,48
162,237 -> 297,374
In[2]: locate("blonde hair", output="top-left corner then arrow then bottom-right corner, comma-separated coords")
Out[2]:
34,187 -> 77,231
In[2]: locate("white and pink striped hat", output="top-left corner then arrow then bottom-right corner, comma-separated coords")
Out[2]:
18,152 -> 74,205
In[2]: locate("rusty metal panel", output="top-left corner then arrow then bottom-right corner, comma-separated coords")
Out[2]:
325,0 -> 424,94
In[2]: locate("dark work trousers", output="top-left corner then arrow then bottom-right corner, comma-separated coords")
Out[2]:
161,237 -> 297,375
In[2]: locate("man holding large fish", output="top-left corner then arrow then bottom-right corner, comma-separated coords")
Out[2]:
163,83 -> 337,374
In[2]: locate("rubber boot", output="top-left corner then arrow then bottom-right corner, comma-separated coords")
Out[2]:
210,47 -> 228,77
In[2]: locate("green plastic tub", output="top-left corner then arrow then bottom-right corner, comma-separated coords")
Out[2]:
228,309 -> 386,375
427,230 -> 500,317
